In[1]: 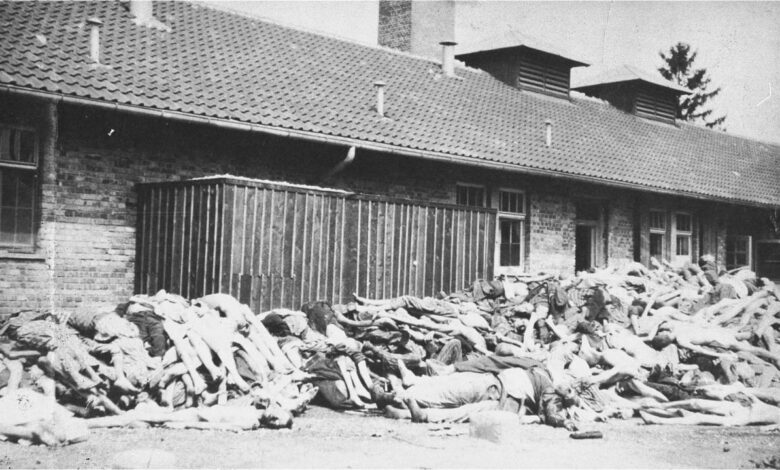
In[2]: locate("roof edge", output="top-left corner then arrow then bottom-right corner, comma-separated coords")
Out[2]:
457,45 -> 589,67
2,84 -> 777,209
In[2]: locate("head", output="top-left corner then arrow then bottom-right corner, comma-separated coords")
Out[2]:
259,404 -> 293,429
554,380 -> 579,408
651,330 -> 676,349
486,383 -> 501,401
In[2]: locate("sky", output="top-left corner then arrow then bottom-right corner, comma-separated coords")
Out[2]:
206,0 -> 780,144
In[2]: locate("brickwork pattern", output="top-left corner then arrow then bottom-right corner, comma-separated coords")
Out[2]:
377,0 -> 412,52
607,197 -> 636,268
528,193 -> 576,274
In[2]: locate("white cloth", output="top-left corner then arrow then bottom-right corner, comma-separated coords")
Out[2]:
502,281 -> 529,300
398,372 -> 500,408
497,369 -> 536,405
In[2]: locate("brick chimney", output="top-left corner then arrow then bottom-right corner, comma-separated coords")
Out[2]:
378,0 -> 455,59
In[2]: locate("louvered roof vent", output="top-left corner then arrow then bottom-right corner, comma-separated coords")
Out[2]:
456,30 -> 588,98
572,64 -> 691,124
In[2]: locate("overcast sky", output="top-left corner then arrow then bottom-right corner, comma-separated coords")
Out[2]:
207,0 -> 780,145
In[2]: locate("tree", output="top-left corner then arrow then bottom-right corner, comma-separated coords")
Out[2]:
658,42 -> 726,129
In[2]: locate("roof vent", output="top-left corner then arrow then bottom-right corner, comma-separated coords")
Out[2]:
128,0 -> 171,32
545,120 -> 552,147
373,81 -> 386,117
86,17 -> 102,64
440,41 -> 457,77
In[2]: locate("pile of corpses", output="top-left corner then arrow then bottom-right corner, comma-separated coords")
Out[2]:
2,255 -> 780,446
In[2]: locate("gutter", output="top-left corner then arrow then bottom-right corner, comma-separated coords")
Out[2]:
1,84 -> 777,209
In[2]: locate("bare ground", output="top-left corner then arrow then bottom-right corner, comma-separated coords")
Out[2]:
1,406 -> 779,469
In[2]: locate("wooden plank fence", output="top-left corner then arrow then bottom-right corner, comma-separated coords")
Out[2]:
136,177 -> 496,312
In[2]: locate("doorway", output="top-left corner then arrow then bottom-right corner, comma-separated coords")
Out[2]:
575,199 -> 603,273
575,225 -> 595,272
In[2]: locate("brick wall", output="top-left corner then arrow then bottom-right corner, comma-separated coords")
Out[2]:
377,0 -> 455,59
607,197 -> 635,268
377,0 -> 412,52
528,193 -> 576,274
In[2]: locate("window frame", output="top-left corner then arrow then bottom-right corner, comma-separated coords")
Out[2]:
0,125 -> 39,168
672,211 -> 693,261
726,235 -> 752,270
648,209 -> 667,261
492,188 -> 526,274
0,123 -> 39,250
455,183 -> 486,208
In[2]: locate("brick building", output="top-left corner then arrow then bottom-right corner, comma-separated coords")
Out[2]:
0,1 -> 778,317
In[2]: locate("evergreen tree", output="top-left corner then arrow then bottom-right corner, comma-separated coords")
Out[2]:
658,42 -> 726,129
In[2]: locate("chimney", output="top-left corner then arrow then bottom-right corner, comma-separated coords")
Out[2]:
378,0 -> 455,59
373,81 -> 387,117
86,17 -> 102,64
129,0 -> 154,24
440,41 -> 457,77
545,120 -> 553,147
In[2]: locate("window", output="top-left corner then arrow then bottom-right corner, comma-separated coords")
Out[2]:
456,184 -> 485,208
649,210 -> 666,231
498,191 -> 524,214
726,236 -> 752,270
494,190 -> 525,272
673,212 -> 692,259
499,219 -> 523,266
649,209 -> 666,260
650,233 -> 664,259
0,126 -> 38,248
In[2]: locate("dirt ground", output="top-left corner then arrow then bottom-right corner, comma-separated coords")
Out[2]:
1,405 -> 779,469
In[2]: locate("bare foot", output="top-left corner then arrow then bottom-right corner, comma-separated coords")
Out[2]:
384,405 -> 410,420
403,397 -> 428,423
396,359 -> 416,388
112,376 -> 140,394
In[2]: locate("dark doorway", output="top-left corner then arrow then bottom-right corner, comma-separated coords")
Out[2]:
575,225 -> 595,272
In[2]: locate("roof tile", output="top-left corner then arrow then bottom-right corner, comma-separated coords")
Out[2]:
0,1 -> 778,206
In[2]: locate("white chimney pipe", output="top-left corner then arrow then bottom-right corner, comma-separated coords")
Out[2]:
130,0 -> 154,23
440,41 -> 457,77
374,80 -> 386,117
86,17 -> 102,64
545,120 -> 552,147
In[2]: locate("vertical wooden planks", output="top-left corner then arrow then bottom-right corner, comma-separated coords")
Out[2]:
341,198 -> 359,300
137,179 -> 497,312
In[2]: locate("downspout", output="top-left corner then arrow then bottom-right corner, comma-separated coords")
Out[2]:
321,146 -> 356,181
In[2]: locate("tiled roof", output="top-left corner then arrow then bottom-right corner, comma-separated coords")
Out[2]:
1,1 -> 778,207
456,30 -> 589,66
572,64 -> 691,94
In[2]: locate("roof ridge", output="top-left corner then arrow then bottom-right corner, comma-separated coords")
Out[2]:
676,120 -> 780,149
195,0 -> 473,72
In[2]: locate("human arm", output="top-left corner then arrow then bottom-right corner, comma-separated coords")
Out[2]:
675,335 -> 738,361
